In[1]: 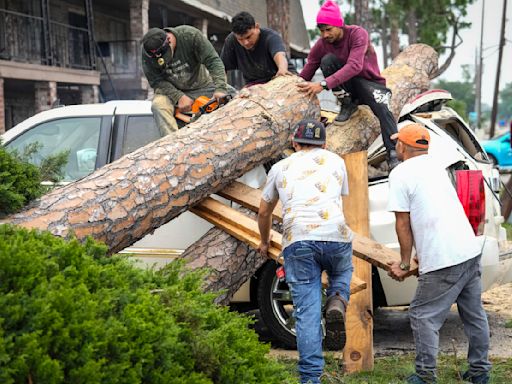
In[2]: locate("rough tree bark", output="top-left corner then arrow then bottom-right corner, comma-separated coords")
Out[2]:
181,44 -> 438,301
7,76 -> 319,254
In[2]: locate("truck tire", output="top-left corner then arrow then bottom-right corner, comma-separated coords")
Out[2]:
257,261 -> 297,349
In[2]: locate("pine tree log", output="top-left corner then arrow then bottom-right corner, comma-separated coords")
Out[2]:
326,44 -> 438,156
7,76 -> 319,254
182,44 -> 439,301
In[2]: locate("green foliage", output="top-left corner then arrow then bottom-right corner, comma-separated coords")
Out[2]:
0,144 -> 43,216
0,140 -> 69,216
505,319 -> 512,329
0,225 -> 296,384
498,82 -> 512,119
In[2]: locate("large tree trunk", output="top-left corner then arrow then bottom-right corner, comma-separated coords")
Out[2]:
7,76 -> 319,254
326,44 -> 438,155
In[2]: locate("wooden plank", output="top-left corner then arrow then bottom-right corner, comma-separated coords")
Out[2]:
342,151 -> 373,372
218,181 -> 283,221
191,198 -> 366,295
219,181 -> 418,276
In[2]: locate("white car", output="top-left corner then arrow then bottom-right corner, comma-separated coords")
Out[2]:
3,91 -> 512,349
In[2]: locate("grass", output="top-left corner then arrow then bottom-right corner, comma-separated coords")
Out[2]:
276,353 -> 512,383
505,319 -> 512,329
502,222 -> 512,241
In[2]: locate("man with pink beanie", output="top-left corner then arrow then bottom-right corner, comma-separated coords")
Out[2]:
297,0 -> 399,169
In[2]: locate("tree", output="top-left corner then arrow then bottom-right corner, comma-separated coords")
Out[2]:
267,0 -> 290,54
498,82 -> 512,119
346,0 -> 474,77
433,64 -> 475,120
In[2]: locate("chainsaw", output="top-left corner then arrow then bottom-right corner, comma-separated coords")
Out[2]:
175,95 -> 232,124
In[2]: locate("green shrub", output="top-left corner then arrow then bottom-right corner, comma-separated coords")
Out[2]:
0,145 -> 42,215
0,225 -> 296,384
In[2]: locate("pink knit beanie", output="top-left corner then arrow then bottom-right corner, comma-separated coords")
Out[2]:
316,0 -> 344,27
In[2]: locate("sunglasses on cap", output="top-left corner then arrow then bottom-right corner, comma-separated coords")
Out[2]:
144,39 -> 170,58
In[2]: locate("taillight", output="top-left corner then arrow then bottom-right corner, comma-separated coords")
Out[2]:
456,170 -> 485,235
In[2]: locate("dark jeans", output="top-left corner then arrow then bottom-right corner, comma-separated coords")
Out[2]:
320,53 -> 398,153
409,255 -> 491,382
283,240 -> 353,384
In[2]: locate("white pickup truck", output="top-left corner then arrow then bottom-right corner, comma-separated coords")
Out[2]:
3,90 -> 511,349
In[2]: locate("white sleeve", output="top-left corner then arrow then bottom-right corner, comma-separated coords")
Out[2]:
261,166 -> 279,203
387,173 -> 410,212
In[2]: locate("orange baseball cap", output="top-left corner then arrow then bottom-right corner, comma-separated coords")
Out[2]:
390,123 -> 430,149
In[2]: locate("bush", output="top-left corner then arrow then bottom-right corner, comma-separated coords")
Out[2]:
0,225 -> 296,384
0,145 -> 42,216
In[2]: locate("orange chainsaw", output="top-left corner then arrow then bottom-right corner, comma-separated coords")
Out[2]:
175,95 -> 232,124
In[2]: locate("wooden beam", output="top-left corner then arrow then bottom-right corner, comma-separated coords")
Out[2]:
218,181 -> 418,276
342,151 -> 373,372
191,197 -> 367,295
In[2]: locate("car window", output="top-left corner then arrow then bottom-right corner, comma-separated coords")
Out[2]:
6,117 -> 102,181
122,116 -> 161,156
433,117 -> 487,161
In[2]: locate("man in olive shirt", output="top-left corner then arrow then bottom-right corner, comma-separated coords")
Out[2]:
142,26 -> 229,135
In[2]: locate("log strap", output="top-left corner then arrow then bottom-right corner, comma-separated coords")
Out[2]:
218,181 -> 418,277
191,197 -> 367,295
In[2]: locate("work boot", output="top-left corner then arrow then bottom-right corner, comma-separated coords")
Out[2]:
460,371 -> 490,384
324,293 -> 347,350
335,96 -> 358,123
387,149 -> 400,170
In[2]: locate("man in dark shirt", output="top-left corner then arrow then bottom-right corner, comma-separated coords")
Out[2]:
221,11 -> 295,87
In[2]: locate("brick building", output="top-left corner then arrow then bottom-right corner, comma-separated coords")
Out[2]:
0,0 -> 310,132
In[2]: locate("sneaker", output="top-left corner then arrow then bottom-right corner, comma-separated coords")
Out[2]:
460,370 -> 490,384
324,293 -> 347,350
335,97 -> 358,123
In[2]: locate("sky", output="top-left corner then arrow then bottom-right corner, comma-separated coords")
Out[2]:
299,0 -> 511,106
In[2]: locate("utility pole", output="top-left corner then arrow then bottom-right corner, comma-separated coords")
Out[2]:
474,0 -> 485,130
490,0 -> 508,138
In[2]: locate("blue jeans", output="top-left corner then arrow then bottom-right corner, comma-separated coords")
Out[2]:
283,240 -> 353,384
410,255 -> 491,382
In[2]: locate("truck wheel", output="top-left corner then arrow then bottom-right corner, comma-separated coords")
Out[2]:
257,262 -> 297,349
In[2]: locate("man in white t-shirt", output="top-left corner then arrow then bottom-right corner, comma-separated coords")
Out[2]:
387,123 -> 491,384
257,119 -> 353,384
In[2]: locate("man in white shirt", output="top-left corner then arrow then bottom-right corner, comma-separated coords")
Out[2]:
257,119 -> 353,384
387,123 -> 491,384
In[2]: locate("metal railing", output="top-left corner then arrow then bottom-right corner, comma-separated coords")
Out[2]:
0,8 -> 94,69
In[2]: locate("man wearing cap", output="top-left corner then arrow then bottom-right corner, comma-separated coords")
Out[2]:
387,123 -> 491,384
257,119 -> 353,384
220,11 -> 296,87
296,0 -> 399,169
141,26 -> 229,135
